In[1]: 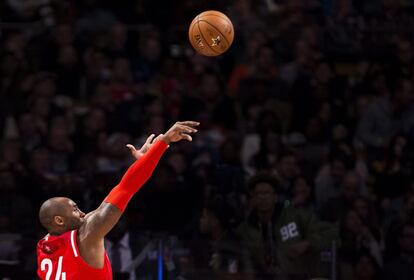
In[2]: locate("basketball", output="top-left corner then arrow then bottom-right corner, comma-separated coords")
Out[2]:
188,10 -> 234,56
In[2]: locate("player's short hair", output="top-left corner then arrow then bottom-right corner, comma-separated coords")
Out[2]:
247,172 -> 279,194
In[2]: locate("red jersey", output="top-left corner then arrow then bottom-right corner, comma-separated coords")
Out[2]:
37,230 -> 112,280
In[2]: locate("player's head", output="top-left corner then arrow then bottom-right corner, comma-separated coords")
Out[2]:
248,173 -> 279,212
39,197 -> 86,235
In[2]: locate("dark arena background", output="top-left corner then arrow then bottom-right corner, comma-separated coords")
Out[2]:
1,0 -> 414,279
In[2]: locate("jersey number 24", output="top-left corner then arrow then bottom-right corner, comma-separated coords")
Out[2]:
41,256 -> 67,280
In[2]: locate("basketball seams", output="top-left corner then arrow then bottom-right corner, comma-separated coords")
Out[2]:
198,19 -> 231,47
196,17 -> 220,55
198,13 -> 234,31
189,19 -> 199,49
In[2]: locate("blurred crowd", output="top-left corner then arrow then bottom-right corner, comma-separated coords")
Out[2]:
1,0 -> 414,279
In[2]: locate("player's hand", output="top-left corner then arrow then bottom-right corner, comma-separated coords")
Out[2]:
126,133 -> 163,160
161,121 -> 199,144
287,240 -> 310,258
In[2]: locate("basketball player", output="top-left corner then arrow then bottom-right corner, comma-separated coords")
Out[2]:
36,121 -> 199,279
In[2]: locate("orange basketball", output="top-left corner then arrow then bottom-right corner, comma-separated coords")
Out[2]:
188,10 -> 234,56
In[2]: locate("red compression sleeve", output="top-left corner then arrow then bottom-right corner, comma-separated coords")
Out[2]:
104,140 -> 168,212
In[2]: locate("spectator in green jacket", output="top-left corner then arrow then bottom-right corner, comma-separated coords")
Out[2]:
237,173 -> 338,280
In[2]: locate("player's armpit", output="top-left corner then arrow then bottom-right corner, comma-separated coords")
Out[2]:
79,202 -> 122,242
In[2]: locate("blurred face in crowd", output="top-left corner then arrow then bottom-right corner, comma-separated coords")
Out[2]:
221,140 -> 239,164
53,24 -> 74,46
199,73 -> 220,102
355,95 -> 371,119
199,208 -> 218,234
315,62 -> 332,84
295,39 -> 311,65
293,177 -> 311,202
147,99 -> 163,115
400,225 -> 414,255
259,111 -> 279,134
397,41 -> 412,64
354,255 -> 377,280
0,215 -> 11,232
301,26 -> 318,47
32,96 -> 51,118
106,133 -> 130,158
332,124 -> 348,142
331,159 -> 347,182
252,182 -> 277,212
147,115 -> 165,135
112,58 -> 131,82
1,140 -> 21,164
257,46 -> 274,71
140,37 -> 161,62
57,45 -> 78,68
30,147 -> 51,173
395,79 -> 414,108
92,83 -> 112,108
353,198 -> 370,220
153,165 -> 175,191
167,151 -> 187,175
305,118 -> 322,140
84,108 -> 106,133
403,194 -> 414,217
393,136 -> 407,158
48,122 -> 71,152
344,210 -> 363,235
244,32 -> 266,60
318,103 -> 331,123
34,78 -> 56,97
110,22 -> 127,49
341,172 -> 359,200
264,131 -> 280,154
0,170 -> 16,193
18,113 -> 38,136
277,155 -> 299,180
0,54 -> 19,76
4,32 -> 26,54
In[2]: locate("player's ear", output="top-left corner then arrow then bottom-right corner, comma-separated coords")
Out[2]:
54,215 -> 65,226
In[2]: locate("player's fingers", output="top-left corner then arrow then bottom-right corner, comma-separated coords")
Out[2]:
177,121 -> 200,127
177,124 -> 197,133
145,134 -> 156,144
184,126 -> 198,133
181,133 -> 193,142
154,134 -> 164,143
126,144 -> 137,152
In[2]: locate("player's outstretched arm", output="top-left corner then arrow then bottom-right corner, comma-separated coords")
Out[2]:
80,121 -> 199,241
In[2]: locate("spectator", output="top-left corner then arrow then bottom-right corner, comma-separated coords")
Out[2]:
315,153 -> 354,209
237,173 -> 338,280
190,197 -> 243,279
339,209 -> 383,278
384,223 -> 414,280
319,171 -> 367,222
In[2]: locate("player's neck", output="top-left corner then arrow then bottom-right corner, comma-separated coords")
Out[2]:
49,228 -> 68,236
